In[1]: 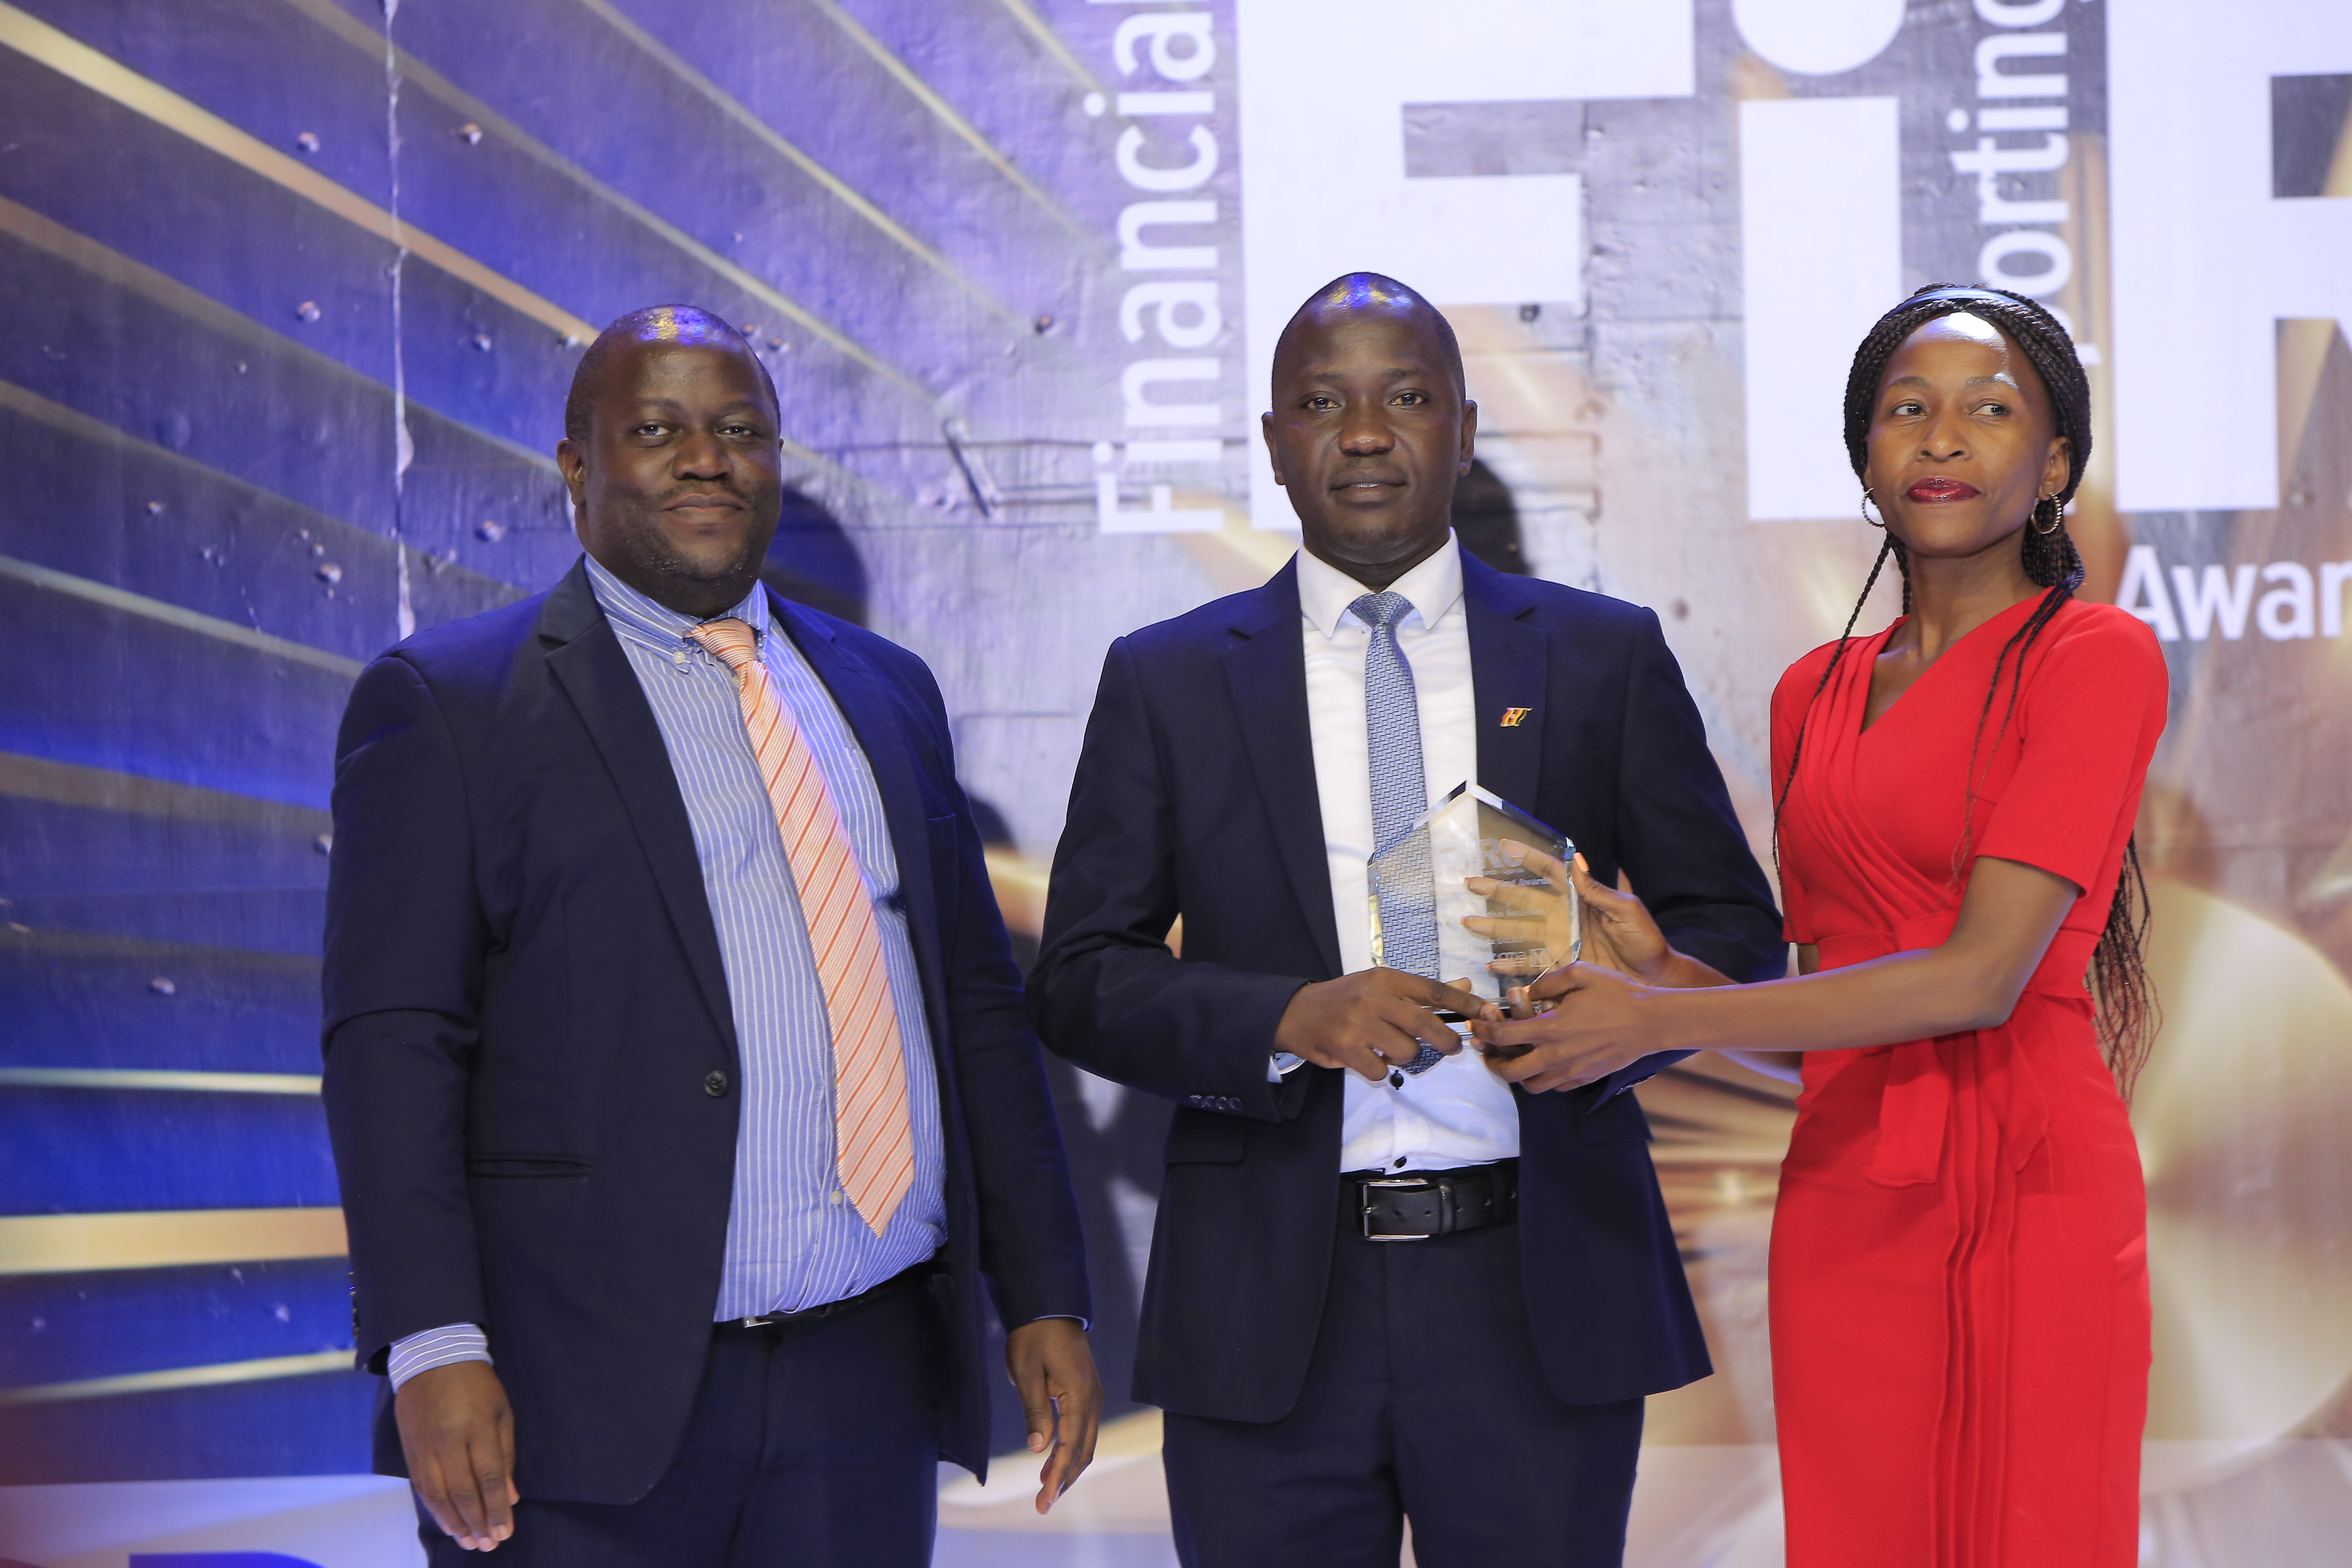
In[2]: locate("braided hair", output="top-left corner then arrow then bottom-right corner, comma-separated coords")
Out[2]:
1771,284 -> 2158,1095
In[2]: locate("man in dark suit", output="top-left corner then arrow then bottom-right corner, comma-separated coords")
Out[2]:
322,305 -> 1099,1566
1028,274 -> 1783,1566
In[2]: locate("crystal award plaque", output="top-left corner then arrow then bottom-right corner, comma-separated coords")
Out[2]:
1368,783 -> 1580,1014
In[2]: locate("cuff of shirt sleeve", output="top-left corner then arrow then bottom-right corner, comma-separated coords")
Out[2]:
1025,1312 -> 1092,1332
1268,1051 -> 1305,1081
1595,1049 -> 1697,1102
387,1324 -> 492,1390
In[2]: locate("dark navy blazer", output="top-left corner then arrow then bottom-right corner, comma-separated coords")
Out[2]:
1028,553 -> 1782,1422
321,560 -> 1088,1502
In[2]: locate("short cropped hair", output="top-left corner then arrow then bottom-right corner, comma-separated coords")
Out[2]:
562,305 -> 779,444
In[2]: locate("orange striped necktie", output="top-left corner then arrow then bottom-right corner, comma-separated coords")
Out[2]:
688,617 -> 914,1237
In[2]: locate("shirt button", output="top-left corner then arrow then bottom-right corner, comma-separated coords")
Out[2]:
829,1188 -> 845,1207
1389,1071 -> 1405,1089
704,1070 -> 731,1098
1392,1157 -> 1408,1170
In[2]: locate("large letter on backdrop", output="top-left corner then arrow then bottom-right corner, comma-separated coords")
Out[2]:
1737,96 -> 1902,522
2110,0 -> 2352,511
1234,0 -> 1694,529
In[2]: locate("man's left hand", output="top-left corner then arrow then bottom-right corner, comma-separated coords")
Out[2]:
1471,961 -> 1660,1093
1005,1317 -> 1102,1515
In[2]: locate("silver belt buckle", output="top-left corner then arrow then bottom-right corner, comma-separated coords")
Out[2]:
1361,1176 -> 1444,1241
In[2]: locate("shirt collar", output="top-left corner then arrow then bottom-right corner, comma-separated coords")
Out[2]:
1294,531 -> 1465,639
583,553 -> 770,650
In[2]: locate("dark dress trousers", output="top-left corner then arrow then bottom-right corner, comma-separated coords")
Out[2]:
321,561 -> 1089,1504
1028,554 -> 1784,1427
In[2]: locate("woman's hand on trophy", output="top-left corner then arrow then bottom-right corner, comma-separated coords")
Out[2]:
1463,839 -> 1579,978
1564,853 -> 1668,979
1464,844 -> 1684,986
1466,847 -> 1738,1005
1469,961 -> 1663,1092
1565,855 -> 1740,991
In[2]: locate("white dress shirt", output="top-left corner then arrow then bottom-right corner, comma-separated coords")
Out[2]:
1293,535 -> 1521,1174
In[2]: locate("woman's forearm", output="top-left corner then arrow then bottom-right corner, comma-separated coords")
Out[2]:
1598,949 -> 1808,1079
1710,947 -> 1809,1081
1609,949 -> 1802,1081
1487,862 -> 2081,1090
1640,861 -> 2077,1057
1644,944 -> 2024,1056
1650,949 -> 1735,990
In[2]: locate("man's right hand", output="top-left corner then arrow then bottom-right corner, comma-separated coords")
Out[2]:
395,1360 -> 518,1552
1273,969 -> 1485,1081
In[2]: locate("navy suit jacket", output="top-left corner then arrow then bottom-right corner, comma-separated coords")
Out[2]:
1028,553 -> 1782,1421
321,560 -> 1088,1502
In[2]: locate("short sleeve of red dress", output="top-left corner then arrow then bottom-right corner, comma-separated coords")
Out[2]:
1770,643 -> 1844,947
1973,605 -> 2168,917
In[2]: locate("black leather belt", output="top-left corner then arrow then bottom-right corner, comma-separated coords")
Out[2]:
1341,1160 -> 1519,1241
727,1260 -> 928,1332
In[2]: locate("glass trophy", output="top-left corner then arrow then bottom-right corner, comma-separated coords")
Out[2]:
1368,783 -> 1580,1026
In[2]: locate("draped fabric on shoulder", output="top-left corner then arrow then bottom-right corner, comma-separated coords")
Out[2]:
1766,596 -> 2166,1567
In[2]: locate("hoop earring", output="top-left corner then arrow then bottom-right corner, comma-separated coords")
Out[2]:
1860,486 -> 1886,528
2032,494 -> 2063,535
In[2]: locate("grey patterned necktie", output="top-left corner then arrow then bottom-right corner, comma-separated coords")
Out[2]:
1353,591 -> 1444,1076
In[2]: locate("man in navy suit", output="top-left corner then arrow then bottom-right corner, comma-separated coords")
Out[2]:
322,305 -> 1099,1566
1029,275 -> 1783,1566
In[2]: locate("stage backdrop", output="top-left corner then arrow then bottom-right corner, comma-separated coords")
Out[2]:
1,1 -> 2348,1563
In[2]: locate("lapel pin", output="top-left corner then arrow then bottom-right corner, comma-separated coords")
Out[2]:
1500,707 -> 1532,728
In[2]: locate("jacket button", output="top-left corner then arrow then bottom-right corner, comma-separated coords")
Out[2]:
704,1070 -> 731,1098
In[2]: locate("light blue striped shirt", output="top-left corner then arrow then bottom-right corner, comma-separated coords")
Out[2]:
388,557 -> 947,1386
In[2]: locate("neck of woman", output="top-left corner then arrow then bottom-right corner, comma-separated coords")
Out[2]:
1896,537 -> 2042,662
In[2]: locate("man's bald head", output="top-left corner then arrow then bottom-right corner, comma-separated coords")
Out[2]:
1271,273 -> 1463,402
1260,272 -> 1476,590
555,303 -> 787,617
563,305 -> 778,445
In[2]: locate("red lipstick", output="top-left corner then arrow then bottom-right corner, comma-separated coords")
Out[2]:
1907,477 -> 1979,503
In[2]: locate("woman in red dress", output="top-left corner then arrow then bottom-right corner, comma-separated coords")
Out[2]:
1475,285 -> 2165,1565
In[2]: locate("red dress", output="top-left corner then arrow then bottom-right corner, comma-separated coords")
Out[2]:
1767,595 -> 2166,1566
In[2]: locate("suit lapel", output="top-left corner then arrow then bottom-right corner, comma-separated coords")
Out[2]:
768,595 -> 945,989
537,563 -> 739,1056
1464,554 -> 1551,820
1222,561 -> 1343,980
